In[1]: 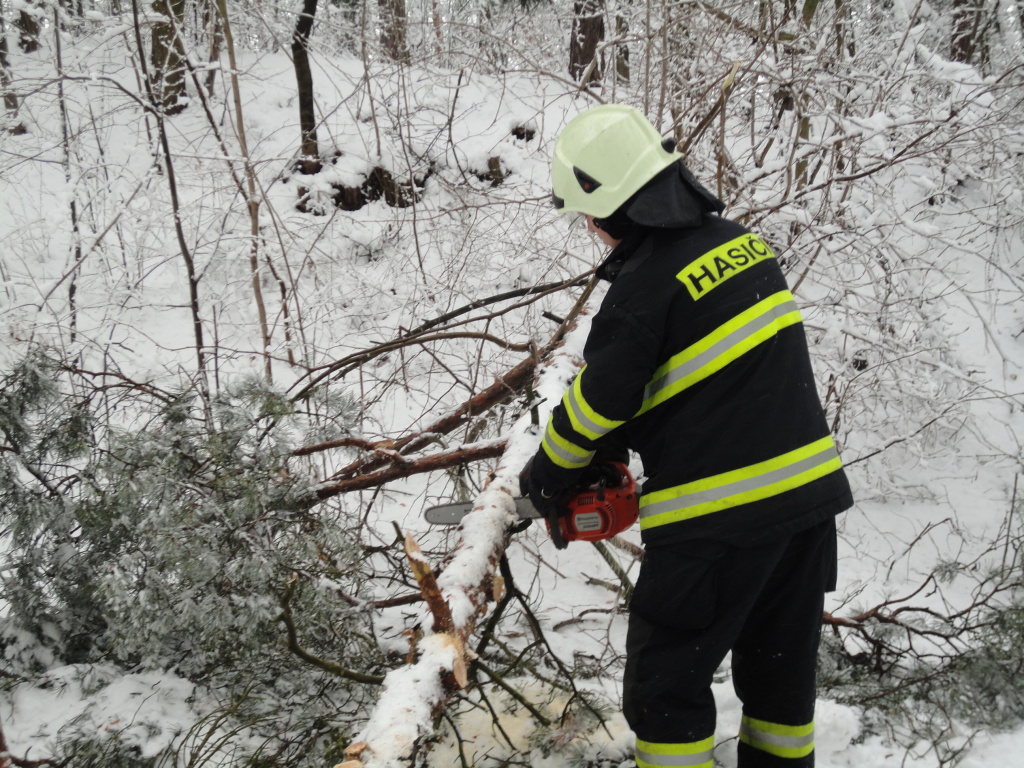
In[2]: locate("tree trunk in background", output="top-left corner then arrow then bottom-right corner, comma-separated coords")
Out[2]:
950,0 -> 991,64
614,13 -> 629,83
204,0 -> 223,96
151,0 -> 188,115
569,0 -> 604,85
60,0 -> 84,17
293,0 -> 321,174
1,17 -> 26,135
801,0 -> 821,27
379,0 -> 410,63
664,0 -> 697,142
16,5 -> 40,53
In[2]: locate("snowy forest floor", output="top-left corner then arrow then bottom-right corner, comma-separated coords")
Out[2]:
2,5 -> 1024,768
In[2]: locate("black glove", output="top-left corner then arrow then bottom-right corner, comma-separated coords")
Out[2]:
576,460 -> 622,489
518,458 -> 534,498
520,458 -> 571,516
520,456 -> 574,550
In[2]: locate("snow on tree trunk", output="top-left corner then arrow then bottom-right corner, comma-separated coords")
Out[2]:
379,0 -> 411,64
151,0 -> 188,115
335,282 -> 600,768
569,0 -> 604,86
293,0 -> 321,175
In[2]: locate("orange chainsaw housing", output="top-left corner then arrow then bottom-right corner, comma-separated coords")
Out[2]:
547,462 -> 639,543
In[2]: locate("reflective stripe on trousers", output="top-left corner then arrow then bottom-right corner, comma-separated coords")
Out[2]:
639,436 -> 843,530
739,715 -> 814,760
635,736 -> 714,768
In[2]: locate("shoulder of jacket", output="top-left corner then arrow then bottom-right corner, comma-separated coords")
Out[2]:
603,217 -> 772,300
663,216 -> 752,252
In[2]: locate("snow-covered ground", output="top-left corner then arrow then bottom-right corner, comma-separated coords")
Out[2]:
2,9 -> 1023,767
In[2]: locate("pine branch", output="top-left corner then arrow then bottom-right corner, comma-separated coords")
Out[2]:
312,356 -> 534,484
404,277 -> 591,336
473,659 -> 552,727
0,719 -> 54,768
277,575 -> 385,685
288,270 -> 593,403
590,539 -> 635,604
290,330 -> 533,403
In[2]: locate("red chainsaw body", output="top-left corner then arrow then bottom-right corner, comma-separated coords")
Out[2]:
548,462 -> 639,543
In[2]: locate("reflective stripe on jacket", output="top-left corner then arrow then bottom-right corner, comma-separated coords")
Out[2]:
532,216 -> 853,545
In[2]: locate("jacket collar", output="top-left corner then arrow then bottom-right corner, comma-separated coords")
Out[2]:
596,227 -> 652,282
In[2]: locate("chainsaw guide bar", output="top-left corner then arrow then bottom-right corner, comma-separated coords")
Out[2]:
423,496 -> 540,525
423,462 -> 637,550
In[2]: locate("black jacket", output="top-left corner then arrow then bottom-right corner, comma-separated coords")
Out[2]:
529,215 -> 853,546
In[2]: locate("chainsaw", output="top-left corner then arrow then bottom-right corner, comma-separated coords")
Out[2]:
424,461 -> 639,549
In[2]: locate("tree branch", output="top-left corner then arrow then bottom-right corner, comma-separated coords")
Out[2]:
277,575 -> 385,685
0,719 -> 53,768
313,441 -> 506,501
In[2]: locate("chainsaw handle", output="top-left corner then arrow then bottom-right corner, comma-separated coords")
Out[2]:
576,460 -> 625,490
545,507 -> 569,550
525,459 -> 635,549
547,461 -> 637,548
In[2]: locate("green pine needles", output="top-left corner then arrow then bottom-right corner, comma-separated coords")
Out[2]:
0,350 -> 382,765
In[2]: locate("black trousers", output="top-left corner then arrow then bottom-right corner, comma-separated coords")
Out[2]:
623,517 -> 838,767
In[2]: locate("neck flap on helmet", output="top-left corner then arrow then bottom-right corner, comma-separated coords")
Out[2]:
624,160 -> 725,229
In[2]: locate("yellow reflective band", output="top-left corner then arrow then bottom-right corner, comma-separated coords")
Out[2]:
541,417 -> 595,469
677,233 -> 777,300
635,736 -> 715,768
638,291 -> 802,415
639,436 -> 842,530
563,366 -> 626,441
739,716 -> 814,760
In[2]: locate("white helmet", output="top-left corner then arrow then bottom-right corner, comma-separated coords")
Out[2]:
551,104 -> 682,218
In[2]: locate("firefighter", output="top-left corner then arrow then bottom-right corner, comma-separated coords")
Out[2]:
521,104 -> 854,767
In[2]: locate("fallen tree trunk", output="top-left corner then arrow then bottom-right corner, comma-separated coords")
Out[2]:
332,276 -> 600,768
